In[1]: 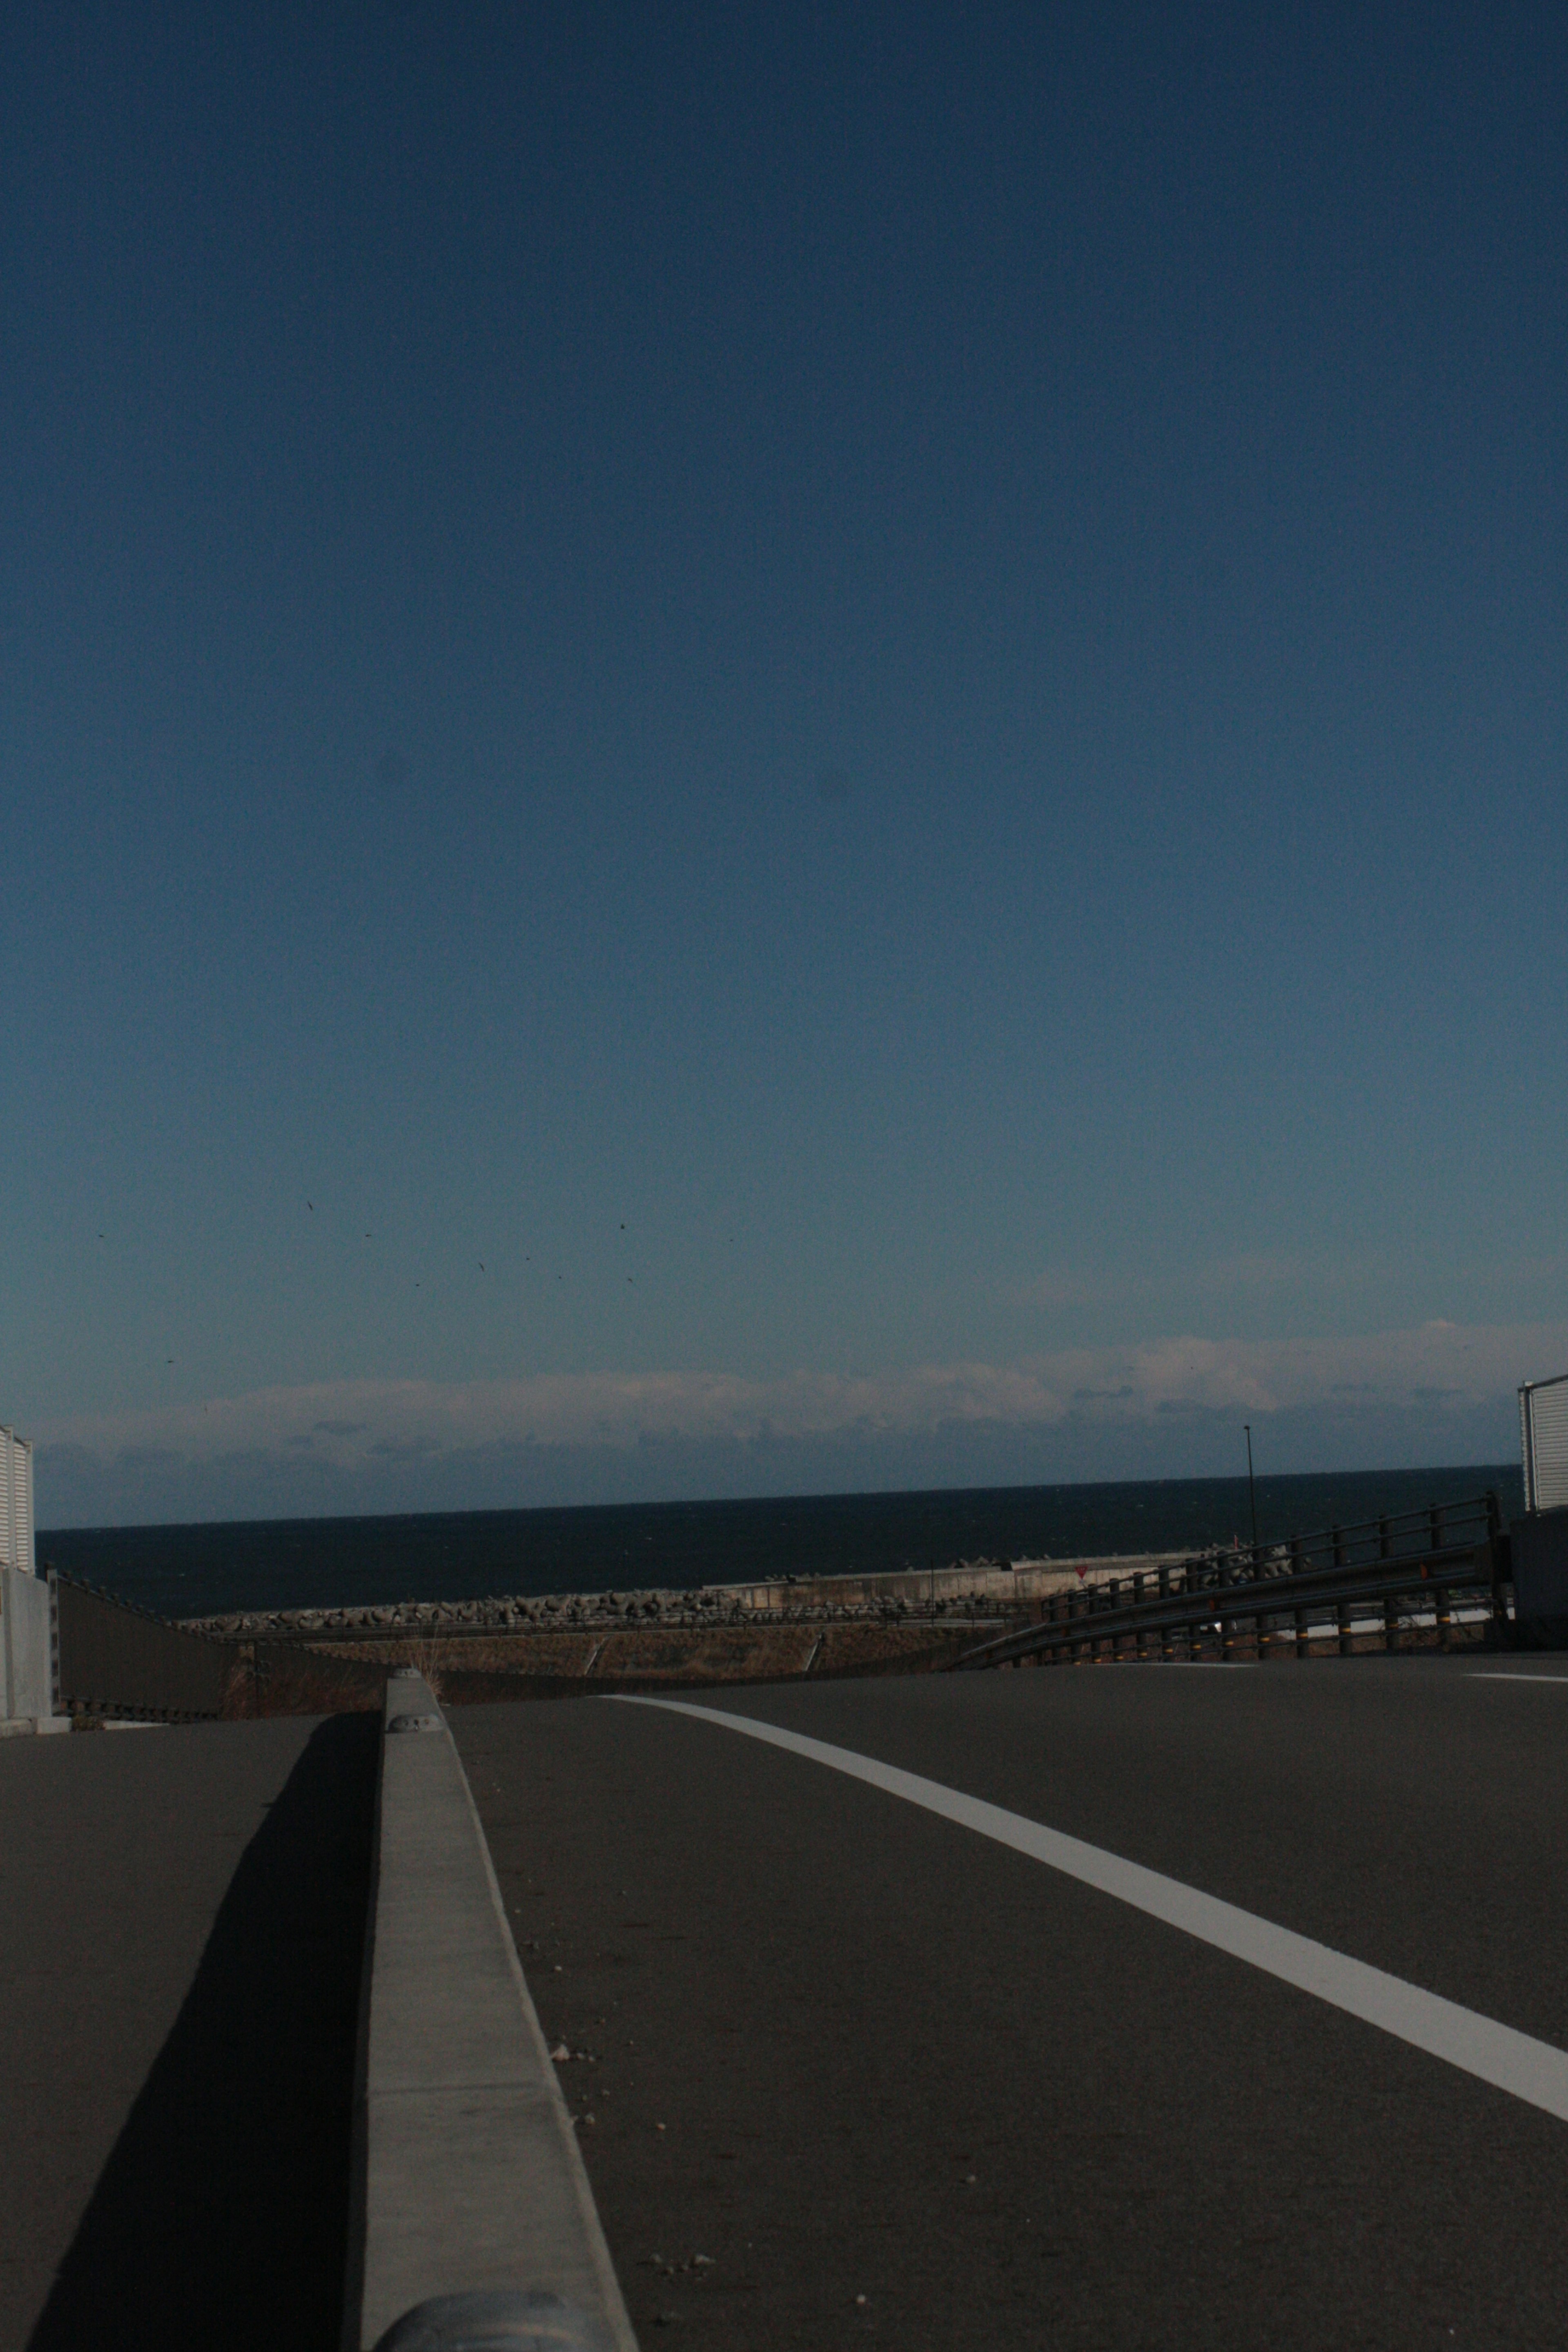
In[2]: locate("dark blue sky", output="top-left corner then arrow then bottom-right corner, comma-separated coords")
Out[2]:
6,3 -> 1565,1521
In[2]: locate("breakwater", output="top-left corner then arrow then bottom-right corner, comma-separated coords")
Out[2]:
182,1552 -> 1165,1640
179,1555 -> 1179,1698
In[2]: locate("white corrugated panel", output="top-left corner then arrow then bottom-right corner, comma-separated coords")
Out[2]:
0,1429 -> 13,1571
1521,1376 -> 1568,1515
14,1434 -> 33,1573
0,1429 -> 32,1573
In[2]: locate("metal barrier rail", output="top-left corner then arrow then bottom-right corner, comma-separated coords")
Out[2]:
954,1492 -> 1510,1670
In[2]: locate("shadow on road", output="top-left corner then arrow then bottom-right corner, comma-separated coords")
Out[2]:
27,1713 -> 378,2352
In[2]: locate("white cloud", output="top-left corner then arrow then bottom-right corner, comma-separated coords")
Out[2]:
33,1316 -> 1568,1469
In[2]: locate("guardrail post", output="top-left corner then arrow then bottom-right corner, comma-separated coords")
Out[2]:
1336,1599 -> 1354,1657
1294,1606 -> 1310,1661
1382,1597 -> 1401,1653
1434,1586 -> 1452,1651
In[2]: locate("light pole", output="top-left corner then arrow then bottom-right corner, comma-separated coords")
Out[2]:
1244,1424 -> 1258,1559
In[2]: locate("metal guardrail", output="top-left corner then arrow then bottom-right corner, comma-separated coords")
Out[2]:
954,1492 -> 1510,1670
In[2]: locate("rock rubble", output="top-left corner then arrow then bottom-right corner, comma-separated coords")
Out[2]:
180,1576 -> 1022,1639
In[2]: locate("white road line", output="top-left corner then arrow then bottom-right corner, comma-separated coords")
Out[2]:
1470,1673 -> 1568,1685
612,1694 -> 1568,2126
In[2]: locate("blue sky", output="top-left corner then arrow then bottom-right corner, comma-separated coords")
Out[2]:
4,2 -> 1564,1524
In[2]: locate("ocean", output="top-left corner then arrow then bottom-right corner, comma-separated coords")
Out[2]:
38,1462 -> 1523,1622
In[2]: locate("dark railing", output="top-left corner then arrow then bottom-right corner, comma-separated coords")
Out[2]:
953,1492 -> 1509,1672
53,1572 -> 234,1719
51,1572 -> 389,1720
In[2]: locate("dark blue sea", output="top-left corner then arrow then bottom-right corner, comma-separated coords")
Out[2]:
38,1464 -> 1523,1622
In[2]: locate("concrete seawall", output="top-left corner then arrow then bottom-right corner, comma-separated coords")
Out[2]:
714,1552 -> 1178,1612
193,1552 -> 1178,1640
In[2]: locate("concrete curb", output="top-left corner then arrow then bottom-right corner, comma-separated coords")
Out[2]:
345,1672 -> 639,2352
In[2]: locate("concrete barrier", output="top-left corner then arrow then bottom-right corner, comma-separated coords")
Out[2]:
345,1671 -> 638,2352
1509,1508 -> 1568,1646
1,1564 -> 62,1728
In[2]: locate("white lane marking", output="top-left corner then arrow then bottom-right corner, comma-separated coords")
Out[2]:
612,1694 -> 1568,2125
1470,1673 -> 1568,1685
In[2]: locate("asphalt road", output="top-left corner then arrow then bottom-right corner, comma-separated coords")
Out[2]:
0,1715 -> 376,2352
453,1658 -> 1568,2352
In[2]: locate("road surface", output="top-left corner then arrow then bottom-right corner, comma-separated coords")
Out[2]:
0,1715 -> 376,2352
454,1657 -> 1568,2352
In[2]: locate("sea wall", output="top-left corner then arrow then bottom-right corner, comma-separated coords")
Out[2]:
185,1551 -> 1181,1642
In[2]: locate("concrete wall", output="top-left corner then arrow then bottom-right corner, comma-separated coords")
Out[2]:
1509,1510 -> 1568,1644
720,1552 -> 1179,1613
1,1566 -> 55,1721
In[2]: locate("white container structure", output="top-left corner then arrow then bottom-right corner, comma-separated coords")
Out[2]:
1519,1375 -> 1568,1516
0,1427 -> 34,1574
